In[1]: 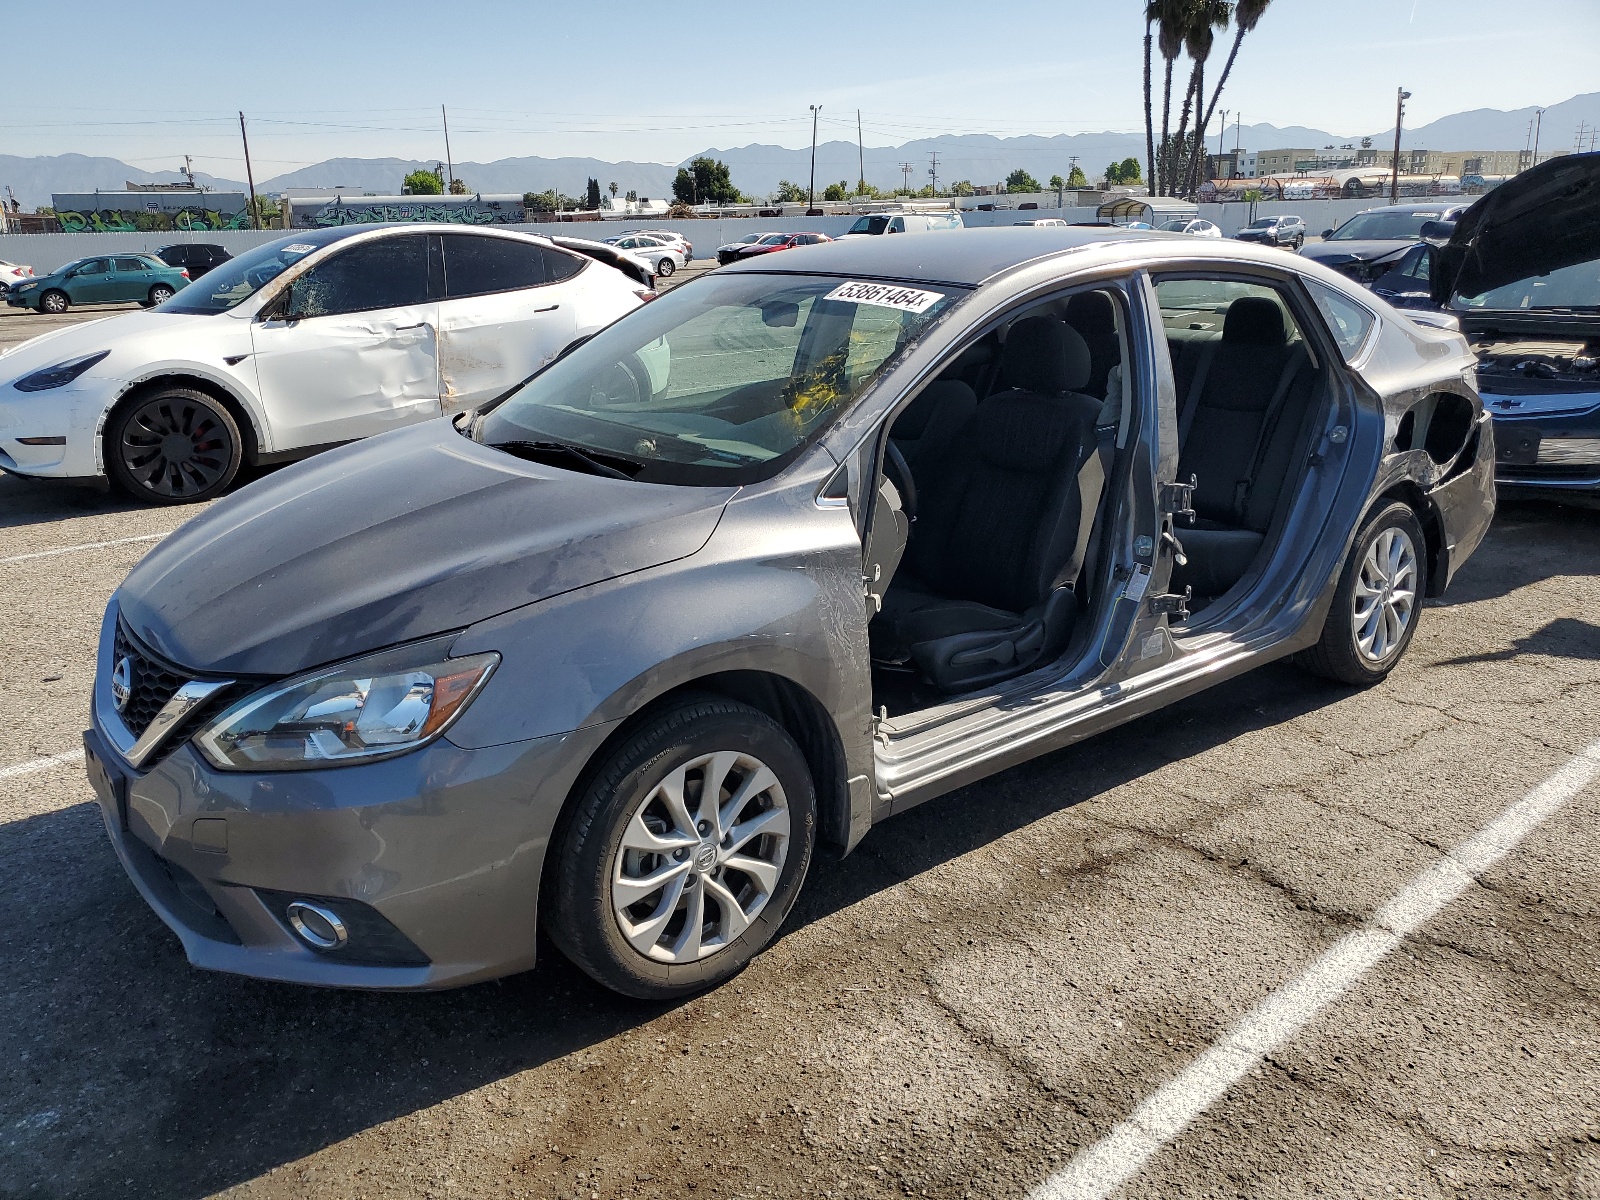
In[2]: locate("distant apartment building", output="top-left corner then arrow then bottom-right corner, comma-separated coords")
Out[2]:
1248,145 -> 1542,180
1209,149 -> 1259,179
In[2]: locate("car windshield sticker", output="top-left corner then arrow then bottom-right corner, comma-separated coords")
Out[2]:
823,281 -> 944,314
282,244 -> 317,255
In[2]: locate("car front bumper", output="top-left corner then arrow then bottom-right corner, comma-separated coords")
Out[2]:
85,608 -> 613,990
1489,390 -> 1600,495
0,378 -> 118,478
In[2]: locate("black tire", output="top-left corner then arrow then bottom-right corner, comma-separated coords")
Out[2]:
656,257 -> 675,277
40,289 -> 68,314
105,385 -> 243,505
148,284 -> 175,306
545,696 -> 816,999
1299,501 -> 1427,686
1292,234 -> 1305,250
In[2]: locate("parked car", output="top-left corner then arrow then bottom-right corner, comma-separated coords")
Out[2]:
718,232 -> 788,265
605,233 -> 686,277
83,228 -> 1493,1000
1233,215 -> 1306,249
732,232 -> 832,260
630,230 -> 694,261
156,242 -> 233,280
0,259 -> 34,295
1425,152 -> 1600,499
1155,218 -> 1223,238
0,226 -> 653,502
5,254 -> 190,313
1298,201 -> 1468,285
839,211 -> 964,236
1015,218 -> 1069,227
714,232 -> 767,264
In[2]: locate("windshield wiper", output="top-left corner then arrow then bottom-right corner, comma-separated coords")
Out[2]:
490,439 -> 640,480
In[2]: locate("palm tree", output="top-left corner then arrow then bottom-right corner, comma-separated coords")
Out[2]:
1192,0 -> 1272,182
1142,9 -> 1157,195
1147,0 -> 1188,196
608,181 -> 619,199
1172,0 -> 1232,197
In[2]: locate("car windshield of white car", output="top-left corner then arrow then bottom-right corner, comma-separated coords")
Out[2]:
474,273 -> 962,485
1456,255 -> 1600,312
157,239 -> 322,314
1328,212 -> 1439,241
847,216 -> 892,235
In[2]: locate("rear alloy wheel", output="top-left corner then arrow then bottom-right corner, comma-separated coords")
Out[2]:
40,289 -> 69,314
1299,501 -> 1427,686
656,257 -> 676,277
148,284 -> 175,306
546,697 -> 816,999
1292,234 -> 1305,250
106,386 -> 243,505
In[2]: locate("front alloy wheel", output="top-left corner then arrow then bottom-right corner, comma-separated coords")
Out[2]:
547,696 -> 816,998
106,386 -> 243,504
40,290 -> 68,314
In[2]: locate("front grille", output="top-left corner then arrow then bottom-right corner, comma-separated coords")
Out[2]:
114,622 -> 188,737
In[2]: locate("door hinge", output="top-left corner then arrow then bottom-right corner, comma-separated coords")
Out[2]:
1159,475 -> 1197,521
1147,586 -> 1192,622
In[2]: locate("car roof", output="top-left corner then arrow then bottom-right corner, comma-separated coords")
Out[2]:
1355,202 -> 1465,215
720,225 -> 1159,286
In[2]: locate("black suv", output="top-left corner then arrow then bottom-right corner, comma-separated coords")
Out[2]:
155,243 -> 232,279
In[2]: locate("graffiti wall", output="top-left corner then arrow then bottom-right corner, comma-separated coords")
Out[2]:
51,192 -> 252,233
289,195 -> 527,229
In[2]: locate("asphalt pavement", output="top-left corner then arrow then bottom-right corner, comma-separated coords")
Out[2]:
2,298 -> 1599,1200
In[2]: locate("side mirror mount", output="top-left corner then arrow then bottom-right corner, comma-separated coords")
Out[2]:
1419,220 -> 1456,241
760,300 -> 799,328
1320,229 -> 1334,240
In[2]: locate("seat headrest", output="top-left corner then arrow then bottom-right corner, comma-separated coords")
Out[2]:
1064,290 -> 1118,336
1223,296 -> 1288,345
999,317 -> 1092,396
895,380 -> 977,440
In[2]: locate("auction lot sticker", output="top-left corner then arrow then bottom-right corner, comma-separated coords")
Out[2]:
824,281 -> 944,314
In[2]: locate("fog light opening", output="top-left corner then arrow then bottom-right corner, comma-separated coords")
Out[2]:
286,900 -> 349,951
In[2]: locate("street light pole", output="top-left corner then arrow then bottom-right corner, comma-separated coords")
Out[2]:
238,112 -> 259,229
808,104 -> 822,213
1390,87 -> 1411,204
1532,107 -> 1546,166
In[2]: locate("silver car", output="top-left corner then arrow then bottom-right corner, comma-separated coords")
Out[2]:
606,233 -> 687,277
86,228 -> 1494,1000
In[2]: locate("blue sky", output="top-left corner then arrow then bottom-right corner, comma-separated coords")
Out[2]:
4,0 -> 1596,173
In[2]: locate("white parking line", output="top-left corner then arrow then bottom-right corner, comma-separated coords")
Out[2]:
0,531 -> 170,565
1030,737 -> 1600,1200
0,748 -> 85,782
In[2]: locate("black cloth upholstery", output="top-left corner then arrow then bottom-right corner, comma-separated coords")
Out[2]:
998,316 -> 1092,396
1063,291 -> 1121,399
889,380 -> 978,466
1171,295 -> 1318,597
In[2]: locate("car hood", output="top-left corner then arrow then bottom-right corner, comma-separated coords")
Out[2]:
1299,240 -> 1414,266
1434,152 -> 1600,305
0,309 -> 214,377
115,421 -> 736,677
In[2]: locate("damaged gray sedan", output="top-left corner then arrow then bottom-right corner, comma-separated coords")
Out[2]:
85,228 -> 1494,999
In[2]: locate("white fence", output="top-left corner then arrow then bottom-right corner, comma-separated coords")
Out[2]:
0,196 -> 1438,274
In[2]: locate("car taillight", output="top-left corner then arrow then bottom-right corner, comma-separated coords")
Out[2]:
633,288 -> 656,302
179,268 -> 190,278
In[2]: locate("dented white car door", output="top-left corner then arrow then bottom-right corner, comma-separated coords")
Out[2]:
250,232 -> 442,450
436,233 -> 579,412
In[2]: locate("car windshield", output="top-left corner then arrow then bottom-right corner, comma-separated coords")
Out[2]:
847,215 -> 891,235
1247,218 -> 1276,229
756,233 -> 790,245
156,238 -> 324,314
1156,220 -> 1190,232
474,272 -> 961,485
1456,255 -> 1600,311
1328,211 -> 1441,241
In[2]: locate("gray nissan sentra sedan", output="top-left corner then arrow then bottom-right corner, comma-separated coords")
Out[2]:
84,227 -> 1495,999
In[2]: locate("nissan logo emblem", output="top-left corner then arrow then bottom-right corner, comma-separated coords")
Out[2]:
111,656 -> 132,713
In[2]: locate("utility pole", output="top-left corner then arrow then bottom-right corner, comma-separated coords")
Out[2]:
182,155 -> 196,189
442,105 -> 454,190
928,150 -> 939,196
808,104 -> 822,213
239,112 -> 259,229
899,162 -> 914,193
857,109 -> 865,196
1218,110 -> 1228,160
1389,87 -> 1411,204
1532,107 -> 1545,166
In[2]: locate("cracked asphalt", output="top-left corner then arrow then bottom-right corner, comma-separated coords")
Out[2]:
2,335 -> 1600,1196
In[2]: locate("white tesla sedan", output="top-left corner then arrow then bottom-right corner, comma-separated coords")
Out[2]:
0,225 -> 655,504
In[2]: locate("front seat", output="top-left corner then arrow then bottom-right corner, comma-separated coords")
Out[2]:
872,318 -> 1104,692
889,379 -> 978,467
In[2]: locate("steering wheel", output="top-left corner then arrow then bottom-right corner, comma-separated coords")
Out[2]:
883,440 -> 919,523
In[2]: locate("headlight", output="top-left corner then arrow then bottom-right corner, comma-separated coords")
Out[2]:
14,281 -> 38,292
194,637 -> 499,771
14,350 -> 110,392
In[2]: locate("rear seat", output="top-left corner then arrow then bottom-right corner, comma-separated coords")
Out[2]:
1170,296 -> 1318,597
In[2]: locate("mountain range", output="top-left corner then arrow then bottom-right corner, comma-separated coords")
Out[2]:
4,93 -> 1596,211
